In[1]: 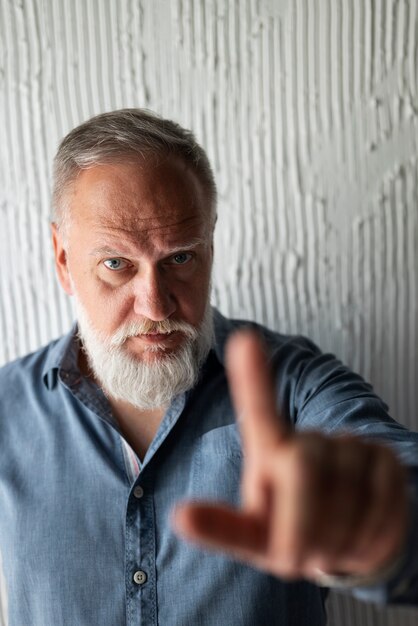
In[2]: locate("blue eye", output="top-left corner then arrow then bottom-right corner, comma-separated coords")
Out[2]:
103,258 -> 129,271
171,253 -> 192,265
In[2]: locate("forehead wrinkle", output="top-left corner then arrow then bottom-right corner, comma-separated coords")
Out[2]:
88,216 -> 210,258
92,215 -> 209,240
89,237 -> 208,259
90,179 -> 201,225
96,213 -> 204,233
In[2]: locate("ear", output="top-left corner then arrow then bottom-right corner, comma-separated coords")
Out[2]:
51,223 -> 73,296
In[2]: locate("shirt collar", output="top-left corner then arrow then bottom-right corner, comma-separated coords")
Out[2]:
212,307 -> 257,366
212,308 -> 233,366
42,323 -> 80,390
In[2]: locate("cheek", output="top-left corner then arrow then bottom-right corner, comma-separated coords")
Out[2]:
74,280 -> 132,334
175,277 -> 211,323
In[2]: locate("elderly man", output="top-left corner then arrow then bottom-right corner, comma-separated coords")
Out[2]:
0,109 -> 417,625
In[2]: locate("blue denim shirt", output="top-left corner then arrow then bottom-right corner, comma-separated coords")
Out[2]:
0,309 -> 417,625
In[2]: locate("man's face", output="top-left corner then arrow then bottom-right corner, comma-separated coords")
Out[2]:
53,157 -> 214,364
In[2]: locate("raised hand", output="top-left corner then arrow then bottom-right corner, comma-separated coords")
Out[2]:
172,330 -> 408,582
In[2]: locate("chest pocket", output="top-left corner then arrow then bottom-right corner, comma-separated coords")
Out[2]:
190,423 -> 243,506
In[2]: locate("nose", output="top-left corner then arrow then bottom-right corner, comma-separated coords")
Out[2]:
132,266 -> 177,321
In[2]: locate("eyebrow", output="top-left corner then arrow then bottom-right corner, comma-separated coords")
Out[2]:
89,238 -> 208,258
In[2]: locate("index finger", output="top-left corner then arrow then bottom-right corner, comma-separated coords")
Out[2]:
225,329 -> 289,457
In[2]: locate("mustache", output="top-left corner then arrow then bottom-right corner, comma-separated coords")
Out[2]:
109,318 -> 198,347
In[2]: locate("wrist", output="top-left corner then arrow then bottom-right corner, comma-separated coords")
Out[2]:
312,547 -> 406,589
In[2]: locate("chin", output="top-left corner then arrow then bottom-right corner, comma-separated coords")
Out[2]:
124,344 -> 175,362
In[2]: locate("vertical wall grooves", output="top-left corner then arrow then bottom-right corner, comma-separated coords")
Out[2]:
1,2 -> 418,625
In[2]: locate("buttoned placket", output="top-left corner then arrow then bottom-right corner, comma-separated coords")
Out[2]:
59,359 -> 187,626
122,395 -> 186,626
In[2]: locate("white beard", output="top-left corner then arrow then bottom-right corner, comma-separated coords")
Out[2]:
73,297 -> 214,410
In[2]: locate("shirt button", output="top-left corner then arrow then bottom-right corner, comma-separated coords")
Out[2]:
133,570 -> 147,585
133,485 -> 144,499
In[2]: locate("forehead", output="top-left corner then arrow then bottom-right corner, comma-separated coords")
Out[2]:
67,158 -> 211,243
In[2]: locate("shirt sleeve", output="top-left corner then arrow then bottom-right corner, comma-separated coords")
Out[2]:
350,471 -> 418,605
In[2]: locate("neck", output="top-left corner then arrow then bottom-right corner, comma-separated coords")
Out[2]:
78,342 -> 166,460
107,394 -> 167,461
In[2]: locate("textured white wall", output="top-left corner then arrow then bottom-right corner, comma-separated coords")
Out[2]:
0,1 -> 417,624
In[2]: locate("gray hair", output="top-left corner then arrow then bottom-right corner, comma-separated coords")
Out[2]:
52,108 -> 217,230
